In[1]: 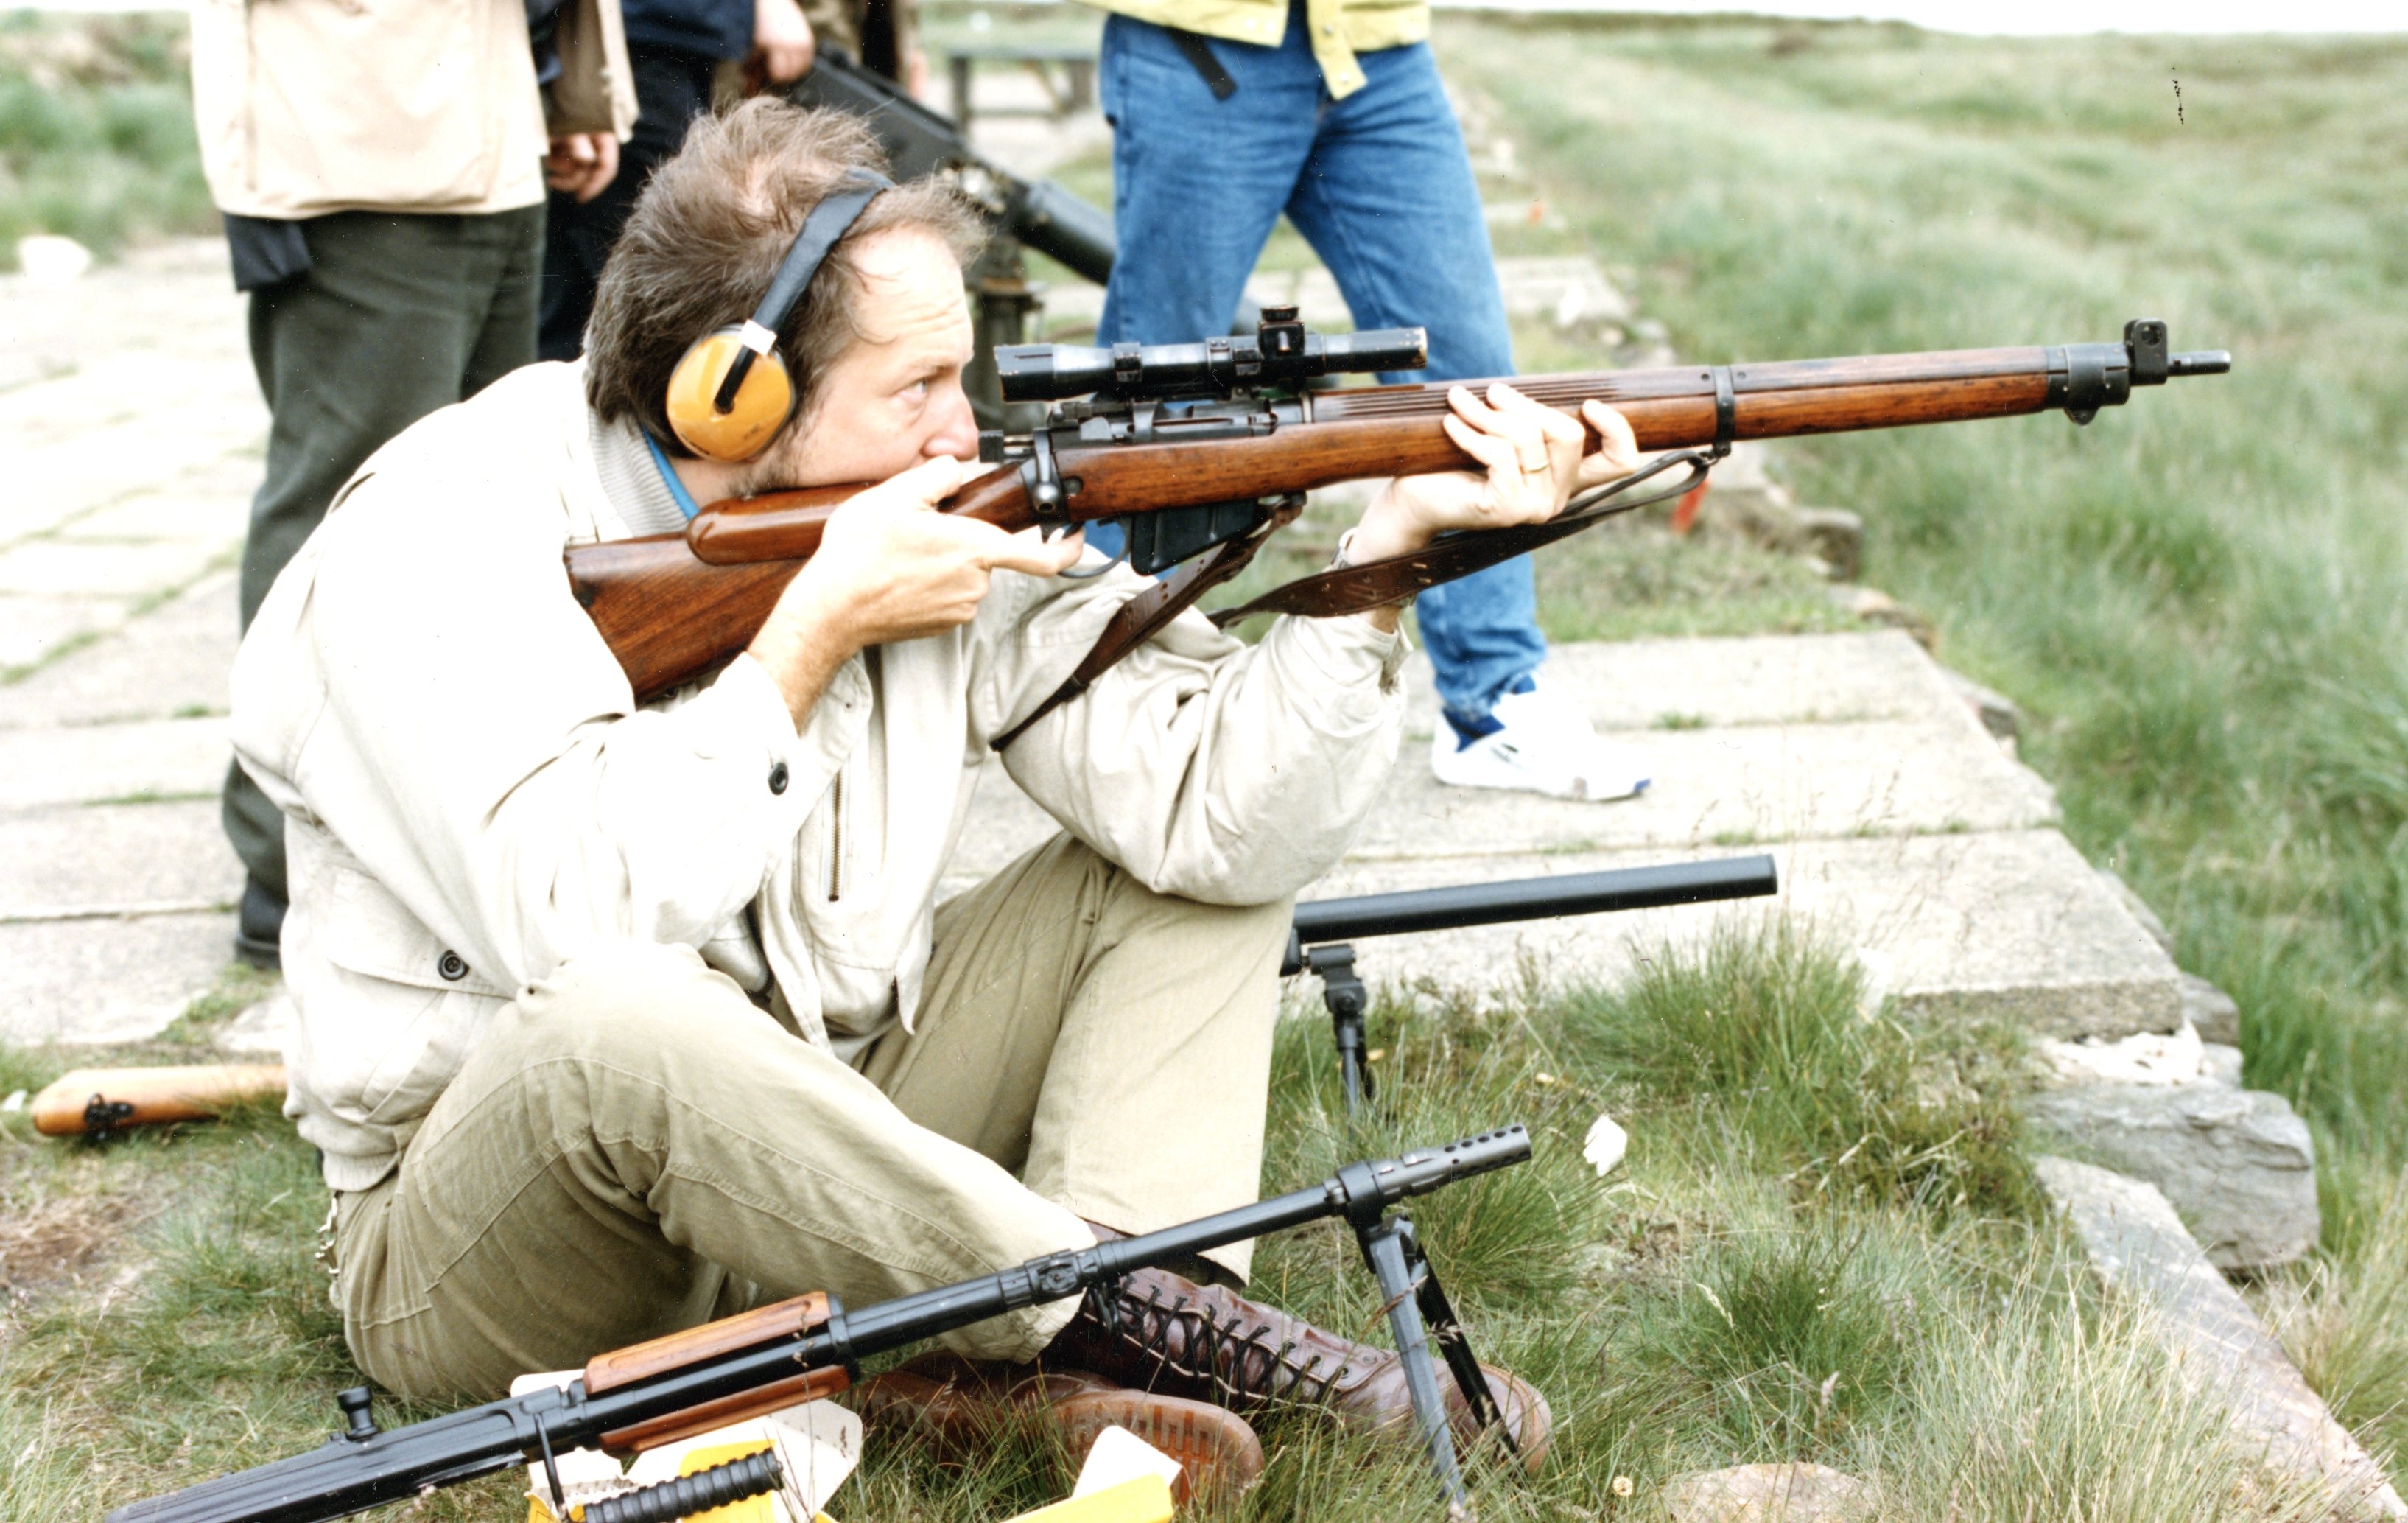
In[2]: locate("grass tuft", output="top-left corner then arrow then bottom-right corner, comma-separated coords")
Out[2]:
0,15 -> 214,264
1563,925 -> 2037,1220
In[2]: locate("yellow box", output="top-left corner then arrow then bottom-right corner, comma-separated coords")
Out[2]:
999,1474 -> 1175,1523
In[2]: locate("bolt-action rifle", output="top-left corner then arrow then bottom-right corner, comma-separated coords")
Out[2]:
566,315 -> 2229,715
111,1126 -> 1532,1523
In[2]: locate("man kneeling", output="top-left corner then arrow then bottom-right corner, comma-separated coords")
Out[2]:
231,99 -> 1635,1494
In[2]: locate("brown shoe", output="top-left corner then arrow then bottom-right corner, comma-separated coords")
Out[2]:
1045,1267 -> 1551,1474
856,1351 -> 1266,1504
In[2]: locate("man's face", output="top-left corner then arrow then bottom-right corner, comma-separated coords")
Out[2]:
745,225 -> 980,492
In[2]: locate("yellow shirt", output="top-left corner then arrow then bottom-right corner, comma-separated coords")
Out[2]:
1075,0 -> 1428,99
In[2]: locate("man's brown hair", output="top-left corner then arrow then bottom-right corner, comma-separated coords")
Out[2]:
586,100 -> 985,455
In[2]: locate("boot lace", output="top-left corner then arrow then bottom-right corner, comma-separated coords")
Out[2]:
1081,1279 -> 1352,1408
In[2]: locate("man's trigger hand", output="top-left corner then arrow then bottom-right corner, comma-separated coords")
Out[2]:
762,456 -> 1087,679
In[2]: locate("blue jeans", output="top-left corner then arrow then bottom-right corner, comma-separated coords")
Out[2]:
1089,2 -> 1545,727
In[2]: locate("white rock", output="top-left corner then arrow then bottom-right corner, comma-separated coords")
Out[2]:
2037,1019 -> 2205,1085
2035,1157 -> 2406,1522
2025,1079 -> 2318,1269
2181,971 -> 2242,1044
1665,1462 -> 1876,1522
17,235 -> 94,286
1582,1112 -> 1628,1176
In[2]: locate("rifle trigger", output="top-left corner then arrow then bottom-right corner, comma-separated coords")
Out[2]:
533,1413 -> 566,1513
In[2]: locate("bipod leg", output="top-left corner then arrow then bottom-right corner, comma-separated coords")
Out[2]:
1404,1220 -> 1513,1457
1307,943 -> 1373,1119
1356,1211 -> 1471,1519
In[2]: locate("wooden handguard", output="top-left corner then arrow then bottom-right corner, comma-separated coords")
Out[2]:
583,1291 -> 845,1454
598,1366 -> 852,1454
30,1065 -> 288,1138
583,1292 -> 833,1394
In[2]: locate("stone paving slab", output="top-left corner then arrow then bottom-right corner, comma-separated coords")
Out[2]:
0,715 -> 227,810
0,571 -> 236,728
942,635 -> 2165,1038
0,536 -> 231,598
1351,716 -> 2057,858
952,713 -> 2056,878
2037,1156 -> 2407,1522
1407,631 -> 1962,734
63,488 -> 250,545
1285,830 -> 2180,1037
0,592 -> 130,671
1,385 -> 264,542
0,911 -> 233,1046
0,800 -> 239,919
0,240 -> 246,388
7,444 -> 258,544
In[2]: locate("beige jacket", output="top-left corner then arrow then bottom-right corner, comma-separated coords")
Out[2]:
231,363 -> 1409,1190
189,0 -> 638,219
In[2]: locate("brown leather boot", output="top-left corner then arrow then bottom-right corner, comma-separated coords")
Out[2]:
855,1351 -> 1266,1504
1044,1266 -> 1552,1474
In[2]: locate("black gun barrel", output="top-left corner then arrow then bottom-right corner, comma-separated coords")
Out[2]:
998,326 -> 1429,402
1007,178 -> 1116,286
110,1126 -> 1529,1523
1287,855 -> 1777,971
786,47 -> 1117,287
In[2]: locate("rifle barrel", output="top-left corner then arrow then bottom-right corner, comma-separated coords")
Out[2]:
1289,855 -> 1778,955
109,1127 -> 1530,1523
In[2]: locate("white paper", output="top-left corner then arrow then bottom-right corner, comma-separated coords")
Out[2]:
770,1400 -> 865,1517
1583,1112 -> 1629,1176
1070,1425 -> 1182,1499
507,1368 -> 860,1522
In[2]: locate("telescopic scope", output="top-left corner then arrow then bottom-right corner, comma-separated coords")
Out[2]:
997,305 -> 1426,402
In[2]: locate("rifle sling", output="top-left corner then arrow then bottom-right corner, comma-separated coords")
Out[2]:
990,500 -> 1302,751
990,452 -> 1713,752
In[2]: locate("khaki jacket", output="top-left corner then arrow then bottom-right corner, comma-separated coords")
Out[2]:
1075,0 -> 1426,99
231,364 -> 1409,1190
189,0 -> 638,219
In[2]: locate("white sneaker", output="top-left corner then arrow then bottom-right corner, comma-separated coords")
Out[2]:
1429,678 -> 1651,802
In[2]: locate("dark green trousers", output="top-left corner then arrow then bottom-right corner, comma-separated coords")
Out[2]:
224,206 -> 544,898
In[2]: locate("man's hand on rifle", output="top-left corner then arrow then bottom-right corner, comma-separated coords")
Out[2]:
746,456 -> 1084,724
1344,386 -> 1637,632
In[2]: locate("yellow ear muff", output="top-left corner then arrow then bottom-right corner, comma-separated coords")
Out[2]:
664,327 -> 798,463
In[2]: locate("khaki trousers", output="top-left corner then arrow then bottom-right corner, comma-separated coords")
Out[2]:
334,835 -> 1291,1401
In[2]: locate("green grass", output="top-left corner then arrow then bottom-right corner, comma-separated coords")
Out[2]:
5,10 -> 2401,1516
0,14 -> 214,267
1430,14 -> 2408,1472
0,931 -> 2316,1520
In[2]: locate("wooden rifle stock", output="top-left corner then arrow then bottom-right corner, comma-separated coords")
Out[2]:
30,1064 -> 287,1138
566,337 -> 2226,701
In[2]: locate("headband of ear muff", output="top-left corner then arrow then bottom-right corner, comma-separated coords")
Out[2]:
664,168 -> 894,463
